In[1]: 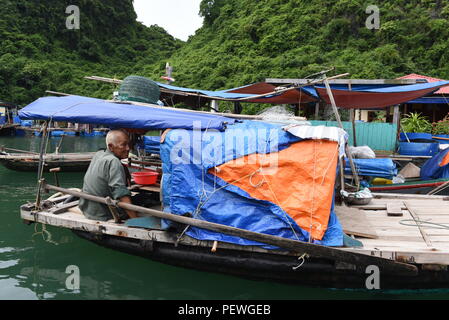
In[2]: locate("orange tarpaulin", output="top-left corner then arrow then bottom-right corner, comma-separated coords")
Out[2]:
211,140 -> 339,241
441,151 -> 449,167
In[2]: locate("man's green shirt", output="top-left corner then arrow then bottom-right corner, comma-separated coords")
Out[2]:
79,149 -> 131,221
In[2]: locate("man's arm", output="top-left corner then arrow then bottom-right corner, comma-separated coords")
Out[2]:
108,159 -> 136,219
119,195 -> 138,219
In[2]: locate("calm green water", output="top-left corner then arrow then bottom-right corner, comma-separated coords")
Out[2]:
1,136 -> 449,300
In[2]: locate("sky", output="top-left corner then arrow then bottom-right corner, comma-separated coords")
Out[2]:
133,0 -> 204,41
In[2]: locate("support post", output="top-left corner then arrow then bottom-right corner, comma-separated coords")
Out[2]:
323,78 -> 360,191
210,100 -> 218,113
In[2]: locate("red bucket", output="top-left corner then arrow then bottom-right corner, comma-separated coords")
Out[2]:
131,171 -> 159,185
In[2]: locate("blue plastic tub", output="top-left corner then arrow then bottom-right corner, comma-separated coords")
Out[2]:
398,141 -> 440,156
400,132 -> 433,142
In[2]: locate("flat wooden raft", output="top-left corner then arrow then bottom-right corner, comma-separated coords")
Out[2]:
343,196 -> 449,265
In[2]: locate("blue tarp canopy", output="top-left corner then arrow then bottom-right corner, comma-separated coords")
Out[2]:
19,95 -> 235,131
405,97 -> 449,104
315,81 -> 449,109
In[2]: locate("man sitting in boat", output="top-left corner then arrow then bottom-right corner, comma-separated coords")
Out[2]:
79,129 -> 138,221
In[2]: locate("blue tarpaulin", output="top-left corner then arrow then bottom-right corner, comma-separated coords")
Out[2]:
421,149 -> 449,180
344,158 -> 398,179
138,136 -> 161,154
160,120 -> 344,248
19,95 -> 235,131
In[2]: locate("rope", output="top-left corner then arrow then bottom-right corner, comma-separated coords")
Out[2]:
399,219 -> 449,231
292,253 -> 309,270
32,223 -> 59,246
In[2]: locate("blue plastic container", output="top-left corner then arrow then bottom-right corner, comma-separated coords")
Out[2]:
21,120 -> 33,127
13,116 -> 21,125
51,130 -> 76,137
398,142 -> 440,156
400,132 -> 433,142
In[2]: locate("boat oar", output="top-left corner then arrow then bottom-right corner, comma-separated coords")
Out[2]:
41,182 -> 418,277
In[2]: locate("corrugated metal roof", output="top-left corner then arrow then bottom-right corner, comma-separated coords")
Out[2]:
398,74 -> 449,94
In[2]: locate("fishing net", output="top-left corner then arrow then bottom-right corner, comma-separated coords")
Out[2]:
118,76 -> 160,104
257,105 -> 309,125
257,105 -> 295,121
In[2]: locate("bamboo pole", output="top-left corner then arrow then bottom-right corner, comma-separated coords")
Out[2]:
323,78 -> 360,191
41,182 -> 418,276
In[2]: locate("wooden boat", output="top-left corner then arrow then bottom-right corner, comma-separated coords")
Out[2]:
20,184 -> 449,289
0,151 -> 94,172
370,178 -> 449,195
17,76 -> 449,290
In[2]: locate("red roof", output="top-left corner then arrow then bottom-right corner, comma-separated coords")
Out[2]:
398,73 -> 449,94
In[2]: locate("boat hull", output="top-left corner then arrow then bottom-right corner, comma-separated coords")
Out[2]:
72,230 -> 449,290
370,179 -> 449,195
0,158 -> 90,172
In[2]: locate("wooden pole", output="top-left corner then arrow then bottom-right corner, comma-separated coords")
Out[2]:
323,78 -> 360,191
350,109 -> 357,147
41,182 -> 418,276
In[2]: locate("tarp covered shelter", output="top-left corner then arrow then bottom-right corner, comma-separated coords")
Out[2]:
19,95 -> 347,247
158,78 -> 449,110
160,120 -> 346,247
314,81 -> 449,109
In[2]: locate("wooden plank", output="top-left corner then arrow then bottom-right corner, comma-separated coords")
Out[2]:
335,206 -> 378,239
387,203 -> 404,216
404,201 -> 434,248
48,201 -> 79,215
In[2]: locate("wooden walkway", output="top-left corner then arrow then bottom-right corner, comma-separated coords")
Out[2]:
341,195 -> 449,265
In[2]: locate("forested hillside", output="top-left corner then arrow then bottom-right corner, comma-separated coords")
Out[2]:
0,0 -> 180,105
170,0 -> 449,91
2,0 -> 449,109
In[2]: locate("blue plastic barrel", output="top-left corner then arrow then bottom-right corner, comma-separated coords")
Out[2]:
400,132 -> 433,142
398,142 -> 440,156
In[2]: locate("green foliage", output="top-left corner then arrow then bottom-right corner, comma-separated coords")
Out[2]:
0,0 -> 179,105
4,0 -> 449,116
401,112 -> 433,133
432,114 -> 449,135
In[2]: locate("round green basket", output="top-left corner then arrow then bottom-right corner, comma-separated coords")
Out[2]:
118,76 -> 160,104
